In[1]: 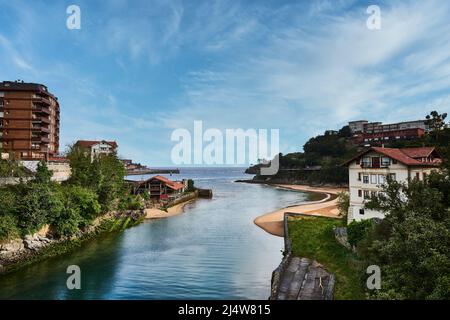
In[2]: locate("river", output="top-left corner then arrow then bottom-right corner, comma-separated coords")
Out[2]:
0,168 -> 310,299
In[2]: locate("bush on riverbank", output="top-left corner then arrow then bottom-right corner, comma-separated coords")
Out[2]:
0,146 -> 128,242
288,216 -> 365,300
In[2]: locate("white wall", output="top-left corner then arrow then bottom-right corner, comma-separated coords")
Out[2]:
347,151 -> 437,223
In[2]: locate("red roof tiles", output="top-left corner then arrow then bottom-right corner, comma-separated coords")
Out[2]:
344,147 -> 441,167
151,175 -> 185,190
75,140 -> 118,149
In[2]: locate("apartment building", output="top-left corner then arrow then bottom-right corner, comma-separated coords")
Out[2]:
344,147 -> 441,223
348,119 -> 429,144
74,140 -> 118,160
0,81 -> 60,160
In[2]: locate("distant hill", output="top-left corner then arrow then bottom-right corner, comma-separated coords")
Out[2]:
245,124 -> 450,186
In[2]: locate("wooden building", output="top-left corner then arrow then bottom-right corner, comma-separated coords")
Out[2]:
127,175 -> 186,200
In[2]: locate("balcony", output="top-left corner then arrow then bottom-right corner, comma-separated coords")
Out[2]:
31,125 -> 51,134
32,116 -> 51,124
31,136 -> 50,143
32,105 -> 51,115
32,96 -> 51,106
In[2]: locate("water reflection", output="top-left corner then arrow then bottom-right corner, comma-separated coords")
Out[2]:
0,168 -> 307,299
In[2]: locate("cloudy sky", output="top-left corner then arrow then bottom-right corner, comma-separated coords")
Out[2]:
1,0 -> 449,166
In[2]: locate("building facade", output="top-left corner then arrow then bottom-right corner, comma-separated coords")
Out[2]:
344,147 -> 441,223
348,119 -> 430,145
127,175 -> 186,200
0,81 -> 60,160
74,140 -> 118,160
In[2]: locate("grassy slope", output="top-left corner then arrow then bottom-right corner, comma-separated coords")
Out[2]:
288,216 -> 366,300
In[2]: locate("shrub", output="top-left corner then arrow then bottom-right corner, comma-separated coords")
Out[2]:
0,214 -> 20,240
65,186 -> 101,222
118,194 -> 144,211
347,219 -> 374,247
52,205 -> 82,237
17,184 -> 63,235
186,179 -> 195,192
337,192 -> 350,222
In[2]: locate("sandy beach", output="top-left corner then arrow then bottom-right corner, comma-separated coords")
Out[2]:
145,200 -> 195,219
254,184 -> 346,237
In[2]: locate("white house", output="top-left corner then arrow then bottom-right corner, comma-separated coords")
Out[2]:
344,147 -> 442,223
74,140 -> 118,161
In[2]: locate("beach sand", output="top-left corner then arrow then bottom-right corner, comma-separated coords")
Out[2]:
254,184 -> 346,237
145,200 -> 194,219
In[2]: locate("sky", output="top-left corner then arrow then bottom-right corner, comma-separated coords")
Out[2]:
1,0 -> 449,166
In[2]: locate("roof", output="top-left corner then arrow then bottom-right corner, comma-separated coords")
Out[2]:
400,147 -> 435,158
151,175 -> 184,190
0,81 -> 58,100
75,140 -> 118,149
343,147 -> 441,167
0,81 -> 47,92
128,175 -> 184,191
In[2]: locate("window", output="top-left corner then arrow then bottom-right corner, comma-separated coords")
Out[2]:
362,157 -> 371,168
371,191 -> 377,198
378,175 -> 386,184
381,157 -> 391,167
371,174 -> 377,184
363,175 -> 369,184
358,173 -> 362,181
416,172 -> 420,180
358,190 -> 362,197
364,190 -> 370,199
359,209 -> 365,215
371,157 -> 380,168
389,173 -> 396,181
392,159 -> 398,164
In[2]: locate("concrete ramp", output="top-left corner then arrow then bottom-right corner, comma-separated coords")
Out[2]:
271,255 -> 335,300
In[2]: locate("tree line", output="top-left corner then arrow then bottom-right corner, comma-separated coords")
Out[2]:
0,145 -> 142,241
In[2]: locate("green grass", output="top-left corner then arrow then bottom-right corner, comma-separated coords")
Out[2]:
288,216 -> 366,300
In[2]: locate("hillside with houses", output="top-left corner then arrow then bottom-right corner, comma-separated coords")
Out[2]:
246,112 -> 450,186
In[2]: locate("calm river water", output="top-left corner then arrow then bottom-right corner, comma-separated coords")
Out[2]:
0,168 -> 309,299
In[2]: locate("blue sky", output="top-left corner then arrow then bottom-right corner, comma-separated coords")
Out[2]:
1,0 -> 449,166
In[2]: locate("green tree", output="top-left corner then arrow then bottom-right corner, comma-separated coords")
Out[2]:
66,145 -> 126,212
362,176 -> 450,299
17,183 -> 64,235
337,191 -> 350,221
34,161 -> 53,184
425,110 -> 448,141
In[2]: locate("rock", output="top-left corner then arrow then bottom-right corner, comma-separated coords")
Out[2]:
37,235 -> 51,243
24,239 -> 46,251
0,239 -> 25,253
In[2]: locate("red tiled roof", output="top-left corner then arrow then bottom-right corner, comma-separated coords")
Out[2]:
151,175 -> 184,190
400,147 -> 435,158
343,147 -> 441,167
75,140 -> 118,148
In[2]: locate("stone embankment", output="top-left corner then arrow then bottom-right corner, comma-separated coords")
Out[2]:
0,234 -> 54,273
